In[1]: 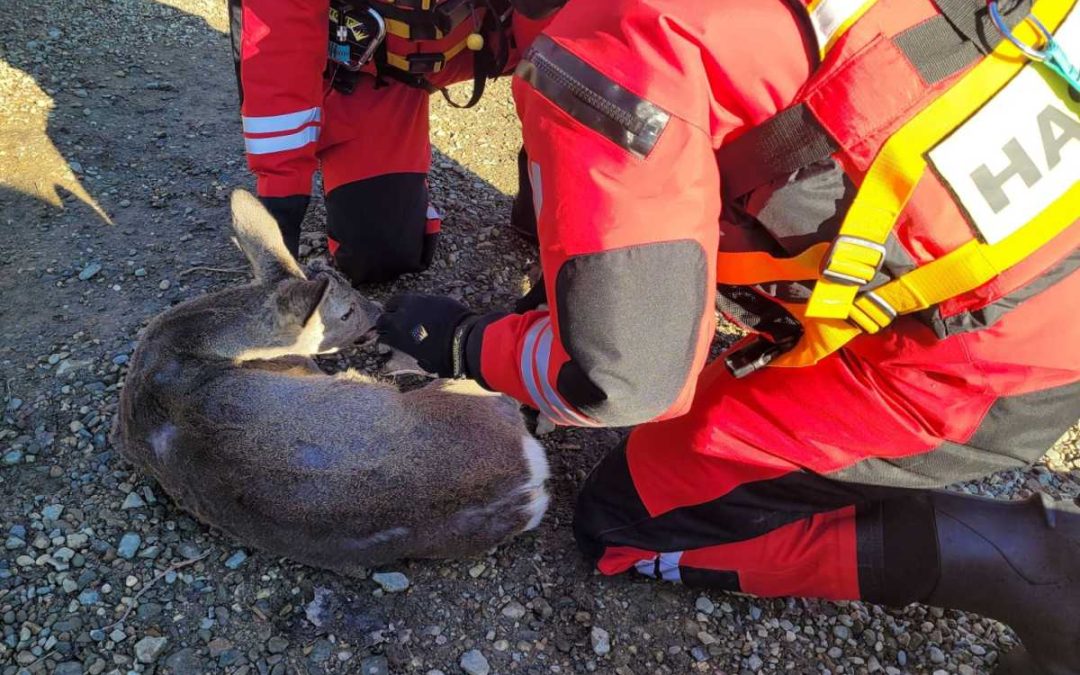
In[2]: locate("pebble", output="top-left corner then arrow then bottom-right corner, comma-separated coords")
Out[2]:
134,267 -> 147,277
371,571 -> 409,593
459,649 -> 490,675
748,654 -> 764,670
42,504 -> 63,520
3,450 -> 24,465
136,635 -> 169,665
590,626 -> 611,656
159,279 -> 171,291
359,655 -> 389,675
224,550 -> 248,569
501,600 -> 527,620
117,532 -> 141,559
929,646 -> 946,664
694,596 -> 715,615
78,262 -> 102,281
266,636 -> 289,653
121,492 -> 146,509
77,589 -> 100,605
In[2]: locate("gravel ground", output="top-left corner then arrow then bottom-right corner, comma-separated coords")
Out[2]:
2,1 -> 1079,674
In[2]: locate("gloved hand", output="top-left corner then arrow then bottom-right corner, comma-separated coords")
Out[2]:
259,195 -> 310,258
375,294 -> 478,377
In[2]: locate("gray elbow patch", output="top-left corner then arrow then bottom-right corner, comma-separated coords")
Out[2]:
554,240 -> 708,426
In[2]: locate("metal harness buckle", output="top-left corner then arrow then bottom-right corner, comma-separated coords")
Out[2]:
821,235 -> 888,286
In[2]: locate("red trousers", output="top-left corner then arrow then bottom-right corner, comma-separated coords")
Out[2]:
574,264 -> 1080,605
315,17 -> 550,283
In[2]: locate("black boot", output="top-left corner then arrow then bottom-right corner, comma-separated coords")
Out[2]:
926,491 -> 1080,674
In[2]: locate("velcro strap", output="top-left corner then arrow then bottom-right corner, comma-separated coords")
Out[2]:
716,104 -> 839,199
931,0 -> 1033,53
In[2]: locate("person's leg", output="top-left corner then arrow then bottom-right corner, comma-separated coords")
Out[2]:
575,271 -> 1080,671
318,80 -> 438,284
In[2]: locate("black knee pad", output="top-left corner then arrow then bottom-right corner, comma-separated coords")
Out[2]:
572,438 -> 650,561
509,147 -> 539,245
326,173 -> 438,284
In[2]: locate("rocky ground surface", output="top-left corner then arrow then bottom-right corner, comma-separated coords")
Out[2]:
1,1 -> 1079,674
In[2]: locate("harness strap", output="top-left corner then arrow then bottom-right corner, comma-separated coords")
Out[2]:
716,0 -> 1032,201
805,0 -> 1074,320
717,105 -> 838,200
715,242 -> 830,285
932,0 -> 1033,53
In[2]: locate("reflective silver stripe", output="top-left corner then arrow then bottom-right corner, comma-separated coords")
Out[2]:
529,160 -> 543,220
426,205 -> 441,221
242,107 -> 321,134
658,551 -> 683,582
535,323 -> 598,427
244,126 -> 319,155
634,557 -> 658,578
520,318 -> 564,423
807,0 -> 875,56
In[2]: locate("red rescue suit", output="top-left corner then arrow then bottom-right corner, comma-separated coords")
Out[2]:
462,0 -> 1080,603
231,0 -> 552,282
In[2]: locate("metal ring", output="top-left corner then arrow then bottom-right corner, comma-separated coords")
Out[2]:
988,0 -> 1051,61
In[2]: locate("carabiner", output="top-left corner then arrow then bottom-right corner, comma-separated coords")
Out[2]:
987,0 -> 1052,61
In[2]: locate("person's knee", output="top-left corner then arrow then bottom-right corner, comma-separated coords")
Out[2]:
325,173 -> 438,284
573,439 -> 650,561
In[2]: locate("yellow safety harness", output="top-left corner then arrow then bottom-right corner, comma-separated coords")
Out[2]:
719,0 -> 1080,371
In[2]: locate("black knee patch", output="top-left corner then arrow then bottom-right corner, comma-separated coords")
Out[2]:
326,173 -> 437,284
509,148 -> 538,244
573,439 -> 651,561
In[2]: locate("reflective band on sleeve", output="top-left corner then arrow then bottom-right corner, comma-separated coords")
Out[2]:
242,107 -> 321,134
520,318 -> 565,423
534,323 -> 599,427
807,0 -> 876,56
426,204 -> 442,220
244,126 -> 320,155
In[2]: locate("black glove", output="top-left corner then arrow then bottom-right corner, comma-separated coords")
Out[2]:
259,195 -> 310,258
376,294 -> 478,377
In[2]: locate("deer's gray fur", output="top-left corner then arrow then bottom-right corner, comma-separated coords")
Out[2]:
112,190 -> 548,575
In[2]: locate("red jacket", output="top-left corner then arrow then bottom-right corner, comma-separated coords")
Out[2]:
468,0 -> 1080,427
469,0 -> 815,426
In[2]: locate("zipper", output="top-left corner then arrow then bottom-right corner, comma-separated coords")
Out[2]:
527,48 -> 645,136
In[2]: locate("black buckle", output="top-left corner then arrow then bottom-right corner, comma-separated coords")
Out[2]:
723,334 -> 797,379
433,0 -> 475,34
407,52 -> 445,73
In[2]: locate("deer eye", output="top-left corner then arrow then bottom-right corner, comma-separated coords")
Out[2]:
340,307 -> 354,321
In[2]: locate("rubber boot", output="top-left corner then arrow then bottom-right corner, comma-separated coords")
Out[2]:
925,491 -> 1080,674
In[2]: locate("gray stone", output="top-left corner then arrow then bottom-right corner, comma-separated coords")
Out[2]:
694,596 -> 715,615
833,625 -> 851,640
78,263 -> 102,281
459,649 -> 490,675
224,550 -> 248,569
500,601 -> 527,620
748,654 -> 764,671
164,647 -> 203,674
117,532 -> 141,559
359,655 -> 389,675
930,646 -> 946,664
590,626 -> 611,656
121,492 -> 146,509
266,636 -> 288,653
3,450 -> 24,465
77,589 -> 99,605
134,636 -> 168,664
54,662 -> 84,675
371,571 -> 409,593
309,639 -> 333,663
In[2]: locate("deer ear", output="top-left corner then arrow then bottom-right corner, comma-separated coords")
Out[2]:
274,276 -> 330,327
230,190 -> 305,282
